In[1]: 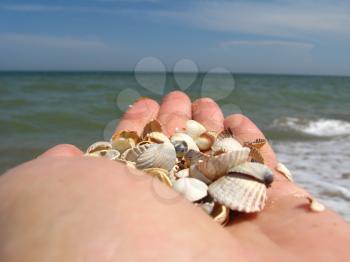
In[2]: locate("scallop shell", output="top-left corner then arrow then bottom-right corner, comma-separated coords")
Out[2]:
170,133 -> 199,152
194,132 -> 216,151
195,147 -> 251,182
111,131 -> 140,153
144,132 -> 171,144
212,129 -> 242,152
135,143 -> 177,171
229,162 -> 274,186
121,143 -> 151,162
185,120 -> 206,138
86,141 -> 112,154
172,177 -> 208,202
276,162 -> 293,182
208,174 -> 267,213
87,149 -> 120,160
143,168 -> 173,187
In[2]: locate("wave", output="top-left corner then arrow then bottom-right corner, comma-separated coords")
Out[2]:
273,117 -> 350,137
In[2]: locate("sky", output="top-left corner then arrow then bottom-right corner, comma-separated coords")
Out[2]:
0,0 -> 349,75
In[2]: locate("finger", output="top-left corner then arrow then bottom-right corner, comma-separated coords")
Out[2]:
115,97 -> 160,135
157,91 -> 192,136
38,144 -> 83,158
192,98 -> 224,132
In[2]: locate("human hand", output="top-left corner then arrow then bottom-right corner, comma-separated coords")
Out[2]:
0,91 -> 349,261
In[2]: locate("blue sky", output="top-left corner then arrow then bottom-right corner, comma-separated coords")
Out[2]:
0,0 -> 349,75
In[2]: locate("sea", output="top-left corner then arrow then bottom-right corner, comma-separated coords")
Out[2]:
0,72 -> 349,221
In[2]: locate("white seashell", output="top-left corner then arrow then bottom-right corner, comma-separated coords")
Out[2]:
189,165 -> 212,184
144,132 -> 171,144
196,147 -> 251,181
229,162 -> 274,186
86,149 -> 120,160
86,141 -> 112,154
121,143 -> 151,162
194,132 -> 216,151
211,204 -> 230,225
276,162 -> 294,182
136,143 -> 177,171
171,132 -> 200,152
308,197 -> 325,212
212,130 -> 242,153
176,168 -> 190,178
208,174 -> 267,213
185,120 -> 206,138
173,177 -> 208,202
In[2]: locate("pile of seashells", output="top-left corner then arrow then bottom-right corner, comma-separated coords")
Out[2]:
84,119 -> 275,226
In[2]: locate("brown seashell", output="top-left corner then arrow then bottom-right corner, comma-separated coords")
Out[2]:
142,119 -> 163,137
111,131 -> 140,153
143,168 -> 173,187
208,174 -> 267,213
86,149 -> 120,160
86,141 -> 112,154
184,149 -> 209,166
121,143 -> 152,162
136,143 -> 177,171
211,203 -> 230,226
211,129 -> 242,153
244,138 -> 266,149
194,132 -> 216,151
144,132 -> 171,144
229,162 -> 274,186
276,162 -> 294,182
249,147 -> 265,164
185,120 -> 206,138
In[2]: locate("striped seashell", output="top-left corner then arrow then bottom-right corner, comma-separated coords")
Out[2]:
208,174 -> 267,213
276,162 -> 293,182
211,129 -> 242,153
173,177 -> 208,202
121,143 -> 151,162
229,162 -> 274,186
185,120 -> 206,138
170,132 -> 199,152
135,143 -> 177,171
86,141 -> 112,154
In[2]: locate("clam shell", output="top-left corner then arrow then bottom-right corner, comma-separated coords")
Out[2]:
135,143 -> 177,171
144,132 -> 171,144
170,133 -> 199,152
87,149 -> 120,160
194,132 -> 216,151
208,174 -> 267,213
173,177 -> 208,202
196,147 -> 251,181
229,162 -> 274,186
276,162 -> 293,182
143,168 -> 173,187
111,131 -> 140,153
185,120 -> 206,138
121,143 -> 151,162
86,141 -> 112,154
212,130 -> 242,152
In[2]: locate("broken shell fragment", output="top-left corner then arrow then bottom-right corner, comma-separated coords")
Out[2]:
170,132 -> 200,152
144,131 -> 171,144
211,203 -> 230,226
142,119 -> 162,137
111,131 -> 140,153
86,149 -> 120,160
185,120 -> 206,138
229,162 -> 274,186
173,177 -> 208,202
143,168 -> 173,187
194,132 -> 216,151
211,129 -> 243,153
136,143 -> 177,171
86,141 -> 112,154
208,174 -> 267,213
307,197 -> 325,212
276,162 -> 294,182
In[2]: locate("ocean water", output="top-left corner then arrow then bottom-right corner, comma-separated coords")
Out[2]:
0,72 -> 349,221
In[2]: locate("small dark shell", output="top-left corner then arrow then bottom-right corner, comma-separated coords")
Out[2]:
172,140 -> 188,158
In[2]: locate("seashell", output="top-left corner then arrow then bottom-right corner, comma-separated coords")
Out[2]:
176,168 -> 190,178
144,132 -> 171,144
87,149 -> 120,160
184,149 -> 209,166
195,147 -> 251,182
208,174 -> 267,213
229,162 -> 274,186
111,131 -> 140,153
142,119 -> 162,137
121,143 -> 151,162
143,168 -> 173,187
307,197 -> 325,212
185,120 -> 206,138
114,158 -> 136,168
135,143 -> 177,171
198,201 -> 215,215
170,133 -> 200,152
86,141 -> 112,154
172,140 -> 188,158
243,138 -> 266,149
189,165 -> 212,184
211,203 -> 230,225
212,129 -> 242,153
248,147 -> 265,164
169,165 -> 179,182
172,177 -> 208,202
194,132 -> 216,151
276,162 -> 293,182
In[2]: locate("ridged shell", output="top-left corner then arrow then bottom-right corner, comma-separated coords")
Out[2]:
136,143 -> 176,171
87,149 -> 120,160
189,165 -> 213,184
194,132 -> 216,151
185,120 -> 206,138
212,130 -> 242,152
173,177 -> 208,202
229,162 -> 274,186
170,133 -> 199,151
121,144 -> 151,162
143,168 -> 173,187
195,147 -> 251,181
276,162 -> 293,182
86,141 -> 112,154
144,132 -> 171,144
208,174 -> 267,213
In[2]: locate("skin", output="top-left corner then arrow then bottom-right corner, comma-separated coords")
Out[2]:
0,91 -> 349,262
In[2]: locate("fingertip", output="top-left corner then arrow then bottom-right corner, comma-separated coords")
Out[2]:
163,91 -> 191,103
192,97 -> 224,132
39,144 -> 83,158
